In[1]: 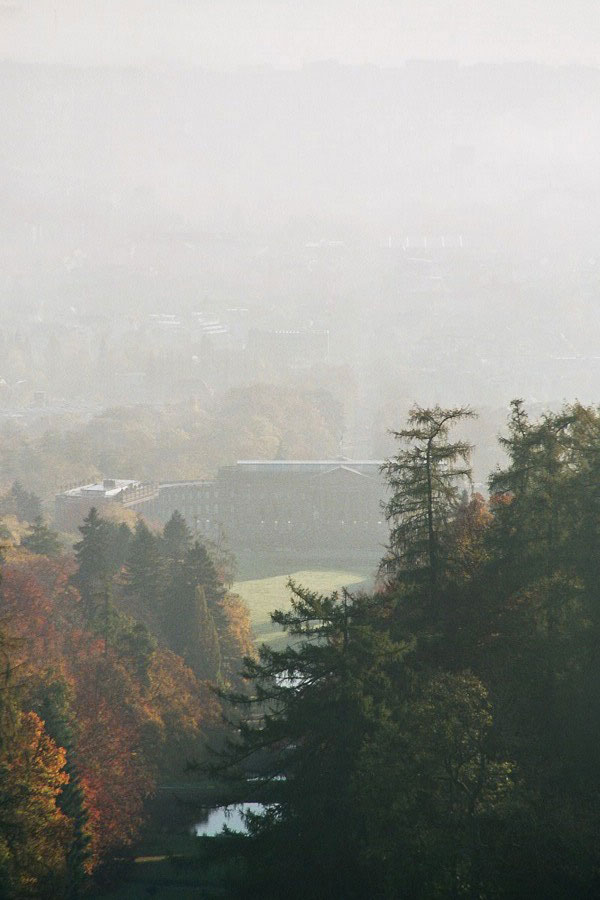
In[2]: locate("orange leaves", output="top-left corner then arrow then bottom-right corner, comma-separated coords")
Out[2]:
11,710 -> 70,802
0,541 -> 234,872
218,591 -> 257,685
0,561 -> 153,862
0,711 -> 72,896
65,641 -> 154,859
1,566 -> 60,670
142,647 -> 220,775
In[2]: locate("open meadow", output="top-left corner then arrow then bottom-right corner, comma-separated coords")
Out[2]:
232,552 -> 378,647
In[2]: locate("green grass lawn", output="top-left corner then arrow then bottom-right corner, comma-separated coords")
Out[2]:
233,561 -> 376,647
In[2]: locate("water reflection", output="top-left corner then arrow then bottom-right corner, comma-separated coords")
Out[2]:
193,803 -> 266,837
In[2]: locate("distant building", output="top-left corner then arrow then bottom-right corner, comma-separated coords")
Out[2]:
213,460 -> 387,552
54,479 -> 159,530
146,460 -> 387,552
55,460 -> 388,553
140,480 -> 217,535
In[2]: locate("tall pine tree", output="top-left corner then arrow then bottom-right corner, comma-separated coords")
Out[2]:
72,508 -> 111,622
382,404 -> 475,623
162,510 -> 192,564
122,519 -> 165,627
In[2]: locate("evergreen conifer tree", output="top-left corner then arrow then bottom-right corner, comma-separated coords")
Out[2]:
382,404 -> 475,608
122,519 -> 165,617
187,539 -> 227,624
214,584 -> 406,898
22,516 -> 62,557
162,510 -> 192,563
182,539 -> 224,605
105,521 -> 132,575
72,508 -> 111,621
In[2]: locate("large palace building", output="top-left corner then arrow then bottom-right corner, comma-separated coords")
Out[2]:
55,460 -> 388,553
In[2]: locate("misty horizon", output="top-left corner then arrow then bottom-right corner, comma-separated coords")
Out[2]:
3,1 -> 600,69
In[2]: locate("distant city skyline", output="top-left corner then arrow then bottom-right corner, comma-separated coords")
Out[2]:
1,0 -> 599,69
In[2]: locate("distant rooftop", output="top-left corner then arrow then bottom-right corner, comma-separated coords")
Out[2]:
63,479 -> 140,499
231,460 -> 384,475
236,460 -> 383,465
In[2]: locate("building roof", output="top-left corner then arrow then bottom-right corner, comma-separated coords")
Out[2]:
231,460 -> 383,475
62,479 -> 140,499
309,464 -> 374,480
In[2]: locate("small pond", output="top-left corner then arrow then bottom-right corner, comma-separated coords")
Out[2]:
192,803 -> 267,837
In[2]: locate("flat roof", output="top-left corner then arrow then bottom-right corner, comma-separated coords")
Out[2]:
159,480 -> 214,488
236,460 -> 383,466
228,460 -> 384,476
62,479 -> 140,499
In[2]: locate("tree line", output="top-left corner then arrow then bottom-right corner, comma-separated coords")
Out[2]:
214,400 -> 600,898
0,384 -> 345,497
0,508 -> 252,897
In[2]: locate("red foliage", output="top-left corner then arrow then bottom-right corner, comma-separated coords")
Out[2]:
0,710 -> 72,896
0,556 -> 221,867
1,565 -> 62,669
64,635 -> 153,859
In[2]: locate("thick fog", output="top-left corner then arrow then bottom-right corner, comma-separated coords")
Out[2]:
3,1 -> 600,68
3,2 -> 600,480
7,8 -> 600,895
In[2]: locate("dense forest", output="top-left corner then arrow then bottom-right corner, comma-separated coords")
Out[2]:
5,9 -> 600,896
0,507 -> 253,897
5,399 -> 600,896
207,401 -> 600,898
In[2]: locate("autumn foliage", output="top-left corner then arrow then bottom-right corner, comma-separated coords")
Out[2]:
0,510 -> 252,889
0,710 -> 71,897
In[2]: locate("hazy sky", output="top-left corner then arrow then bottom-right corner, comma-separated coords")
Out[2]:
1,0 -> 600,69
